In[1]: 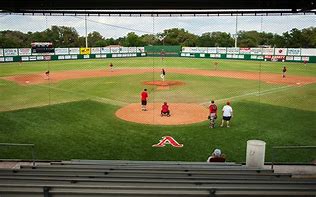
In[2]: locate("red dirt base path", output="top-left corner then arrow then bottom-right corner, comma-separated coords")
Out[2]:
115,103 -> 209,125
3,68 -> 316,86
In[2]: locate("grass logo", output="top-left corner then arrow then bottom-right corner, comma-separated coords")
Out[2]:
152,136 -> 183,148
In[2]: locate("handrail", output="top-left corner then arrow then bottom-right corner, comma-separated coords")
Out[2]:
0,143 -> 36,167
271,145 -> 316,170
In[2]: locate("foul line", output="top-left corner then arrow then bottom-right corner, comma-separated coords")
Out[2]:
200,85 -> 299,106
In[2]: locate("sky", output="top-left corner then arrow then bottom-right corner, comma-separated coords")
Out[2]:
0,14 -> 315,38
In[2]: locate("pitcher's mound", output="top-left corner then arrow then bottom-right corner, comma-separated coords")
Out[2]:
115,103 -> 208,125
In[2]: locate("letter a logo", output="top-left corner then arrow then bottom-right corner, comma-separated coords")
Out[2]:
152,136 -> 183,148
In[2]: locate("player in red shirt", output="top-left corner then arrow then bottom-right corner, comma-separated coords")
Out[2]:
161,102 -> 170,117
141,89 -> 148,111
209,100 -> 218,128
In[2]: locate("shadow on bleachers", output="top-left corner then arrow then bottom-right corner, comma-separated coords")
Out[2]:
0,160 -> 315,197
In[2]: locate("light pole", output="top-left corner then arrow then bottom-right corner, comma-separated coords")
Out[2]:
234,15 -> 238,47
85,15 -> 88,48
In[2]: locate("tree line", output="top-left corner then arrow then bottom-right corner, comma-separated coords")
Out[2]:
0,26 -> 315,48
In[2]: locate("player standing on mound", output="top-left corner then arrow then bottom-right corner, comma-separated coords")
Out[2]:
160,68 -> 166,81
141,89 -> 148,111
208,100 -> 218,128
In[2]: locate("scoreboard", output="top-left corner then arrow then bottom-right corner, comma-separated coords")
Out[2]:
31,42 -> 54,53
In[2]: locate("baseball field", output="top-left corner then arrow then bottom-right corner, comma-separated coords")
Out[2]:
0,57 -> 315,163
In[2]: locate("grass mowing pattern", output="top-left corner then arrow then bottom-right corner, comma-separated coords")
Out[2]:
0,100 -> 315,162
0,58 -> 315,163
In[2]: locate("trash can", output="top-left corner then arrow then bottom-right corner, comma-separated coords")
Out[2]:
246,140 -> 266,168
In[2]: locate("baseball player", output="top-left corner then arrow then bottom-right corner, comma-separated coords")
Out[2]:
208,100 -> 218,128
141,89 -> 148,111
160,68 -> 166,81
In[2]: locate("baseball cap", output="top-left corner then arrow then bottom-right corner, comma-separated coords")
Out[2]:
213,149 -> 221,156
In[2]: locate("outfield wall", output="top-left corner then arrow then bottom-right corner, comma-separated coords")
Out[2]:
181,47 -> 316,63
1,46 -> 316,63
0,47 -> 147,63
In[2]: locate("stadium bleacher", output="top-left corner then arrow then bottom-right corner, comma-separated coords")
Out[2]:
0,160 -> 315,197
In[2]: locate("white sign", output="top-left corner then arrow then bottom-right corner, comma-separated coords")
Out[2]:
286,56 -> 294,61
275,48 -> 287,55
287,48 -> 301,56
55,48 -> 69,55
5,57 -> 14,61
0,49 -> 3,56
36,56 -> 44,60
0,57 -> 4,62
69,48 -> 80,55
302,57 -> 309,61
101,47 -> 111,54
21,56 -> 29,61
251,48 -> 262,55
65,55 -> 71,59
182,47 -> 191,53
217,47 -> 226,54
18,48 -> 32,56
294,56 -> 301,61
227,47 -> 239,54
4,48 -> 18,56
137,47 -> 145,53
262,48 -> 274,55
29,56 -> 37,61
197,47 -> 208,53
58,56 -> 65,60
110,47 -> 120,53
83,55 -> 90,59
129,47 -> 137,53
91,47 -> 101,54
120,47 -> 129,53
301,48 -> 316,56
200,53 -> 205,57
189,47 -> 198,53
239,48 -> 251,54
71,55 -> 78,59
207,47 -> 217,54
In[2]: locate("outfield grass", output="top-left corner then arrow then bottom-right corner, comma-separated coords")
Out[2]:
0,57 -> 315,163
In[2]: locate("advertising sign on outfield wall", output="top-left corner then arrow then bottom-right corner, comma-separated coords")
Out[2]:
287,48 -> 301,56
217,47 -> 226,54
69,48 -> 80,55
18,48 -> 32,56
262,48 -> 274,55
110,47 -> 120,53
189,47 -> 198,53
91,47 -> 101,54
251,48 -> 262,55
239,48 -> 251,54
0,57 -> 4,62
137,47 -> 145,53
21,57 -> 29,61
80,48 -> 91,55
129,47 -> 137,53
4,48 -> 18,56
182,47 -> 191,53
197,47 -> 208,53
207,47 -> 217,54
302,57 -> 310,61
101,47 -> 111,54
120,47 -> 129,53
0,49 -> 3,56
227,47 -> 239,54
301,48 -> 316,56
55,48 -> 69,55
5,57 -> 14,61
275,48 -> 287,56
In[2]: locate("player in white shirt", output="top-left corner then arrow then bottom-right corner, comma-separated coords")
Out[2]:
220,101 -> 233,128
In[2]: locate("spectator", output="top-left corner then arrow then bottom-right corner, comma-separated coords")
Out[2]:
207,149 -> 226,162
